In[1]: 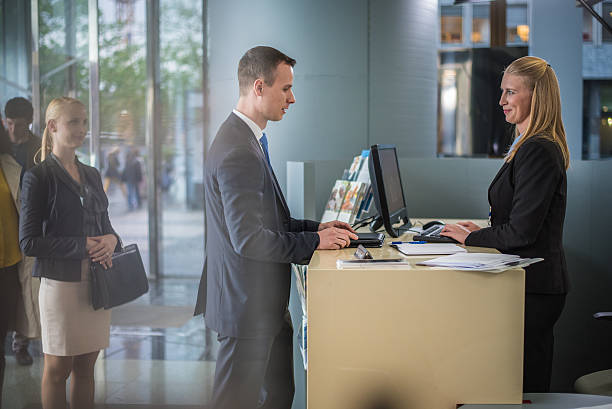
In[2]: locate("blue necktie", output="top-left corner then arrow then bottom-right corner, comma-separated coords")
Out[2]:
260,132 -> 272,167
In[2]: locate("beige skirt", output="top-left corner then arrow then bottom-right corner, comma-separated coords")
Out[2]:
39,259 -> 111,356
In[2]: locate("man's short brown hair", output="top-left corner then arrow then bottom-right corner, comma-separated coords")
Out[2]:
5,96 -> 33,121
238,46 -> 296,96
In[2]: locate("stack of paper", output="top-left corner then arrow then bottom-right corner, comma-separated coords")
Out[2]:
392,243 -> 466,256
417,253 -> 543,273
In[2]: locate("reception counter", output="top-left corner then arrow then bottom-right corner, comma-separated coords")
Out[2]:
296,221 -> 525,409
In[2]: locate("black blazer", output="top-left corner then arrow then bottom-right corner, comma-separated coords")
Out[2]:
466,136 -> 568,294
19,156 -> 120,282
194,113 -> 320,338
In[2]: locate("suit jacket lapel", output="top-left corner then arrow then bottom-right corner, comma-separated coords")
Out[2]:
246,131 -> 290,217
489,160 -> 511,191
267,162 -> 290,216
229,113 -> 291,218
47,156 -> 83,199
0,153 -> 22,210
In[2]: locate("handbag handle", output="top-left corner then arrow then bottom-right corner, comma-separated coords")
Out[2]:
113,232 -> 124,254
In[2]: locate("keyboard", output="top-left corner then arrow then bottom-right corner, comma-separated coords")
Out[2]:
412,224 -> 458,243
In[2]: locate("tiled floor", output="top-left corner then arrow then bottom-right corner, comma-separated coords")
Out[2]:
3,279 -> 218,409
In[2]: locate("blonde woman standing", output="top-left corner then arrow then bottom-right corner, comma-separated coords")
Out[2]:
19,97 -> 120,409
441,56 -> 570,392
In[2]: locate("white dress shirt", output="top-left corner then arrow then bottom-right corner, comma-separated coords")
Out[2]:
233,109 -> 266,155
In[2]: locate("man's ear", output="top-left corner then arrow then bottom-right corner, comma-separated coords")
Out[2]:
254,79 -> 264,96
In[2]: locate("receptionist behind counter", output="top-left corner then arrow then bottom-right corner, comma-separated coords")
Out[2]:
441,56 -> 570,393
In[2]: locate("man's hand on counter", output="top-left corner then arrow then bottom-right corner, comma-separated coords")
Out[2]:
317,222 -> 358,250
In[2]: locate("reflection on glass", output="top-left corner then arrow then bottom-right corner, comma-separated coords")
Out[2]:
603,3 -> 612,43
472,5 -> 490,44
441,6 -> 463,44
583,8 -> 593,42
0,0 -> 32,111
438,69 -> 458,154
98,0 -> 150,274
583,80 -> 612,159
39,0 -> 90,161
506,4 -> 528,44
159,0 -> 204,277
438,48 -> 528,158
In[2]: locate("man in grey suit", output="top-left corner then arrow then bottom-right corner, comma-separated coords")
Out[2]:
194,46 -> 357,409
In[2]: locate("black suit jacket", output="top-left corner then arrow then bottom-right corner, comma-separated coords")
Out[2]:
19,156 -> 120,281
466,136 -> 568,294
194,113 -> 320,338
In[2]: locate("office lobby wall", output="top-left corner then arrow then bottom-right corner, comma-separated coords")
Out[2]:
205,0 -> 370,189
368,0 -> 438,157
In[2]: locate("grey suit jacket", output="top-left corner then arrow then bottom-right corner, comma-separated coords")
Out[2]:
194,113 -> 320,338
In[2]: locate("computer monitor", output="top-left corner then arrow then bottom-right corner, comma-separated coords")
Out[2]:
368,144 -> 412,238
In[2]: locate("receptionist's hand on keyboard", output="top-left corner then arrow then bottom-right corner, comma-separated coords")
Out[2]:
440,223 -> 471,245
317,227 -> 359,250
456,221 -> 481,233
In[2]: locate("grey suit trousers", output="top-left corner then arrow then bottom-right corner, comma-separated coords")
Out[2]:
210,313 -> 294,409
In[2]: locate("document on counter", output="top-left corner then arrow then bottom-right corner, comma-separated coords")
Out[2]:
391,243 -> 466,256
417,253 -> 543,273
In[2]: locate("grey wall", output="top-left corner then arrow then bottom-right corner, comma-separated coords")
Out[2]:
206,0 -> 370,192
206,0 -> 612,398
530,0 -> 583,162
369,0 -> 438,156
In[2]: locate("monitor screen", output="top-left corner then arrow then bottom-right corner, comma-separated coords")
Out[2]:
378,147 -> 405,216
368,144 -> 411,237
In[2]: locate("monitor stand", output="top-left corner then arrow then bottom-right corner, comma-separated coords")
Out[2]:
369,215 -> 412,238
392,216 -> 412,237
369,216 -> 384,232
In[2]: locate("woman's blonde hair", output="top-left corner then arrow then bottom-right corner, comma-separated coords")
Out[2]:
38,96 -> 86,162
503,56 -> 570,170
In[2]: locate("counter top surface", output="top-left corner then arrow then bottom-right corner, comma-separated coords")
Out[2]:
308,218 -> 520,272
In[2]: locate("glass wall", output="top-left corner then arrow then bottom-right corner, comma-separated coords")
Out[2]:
0,0 -> 32,113
39,0 -> 90,159
159,0 -> 204,277
437,47 -> 527,158
437,1 -> 529,157
440,5 -> 463,45
583,7 -> 593,43
584,80 -> 612,159
472,5 -> 490,45
98,0 -> 151,273
4,0 -> 206,278
506,4 -> 529,45
603,2 -> 612,43
440,1 -> 529,49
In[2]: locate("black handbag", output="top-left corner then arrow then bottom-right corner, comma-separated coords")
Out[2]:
90,243 -> 149,310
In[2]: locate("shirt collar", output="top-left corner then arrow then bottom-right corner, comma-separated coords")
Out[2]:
233,109 -> 264,143
508,132 -> 524,154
